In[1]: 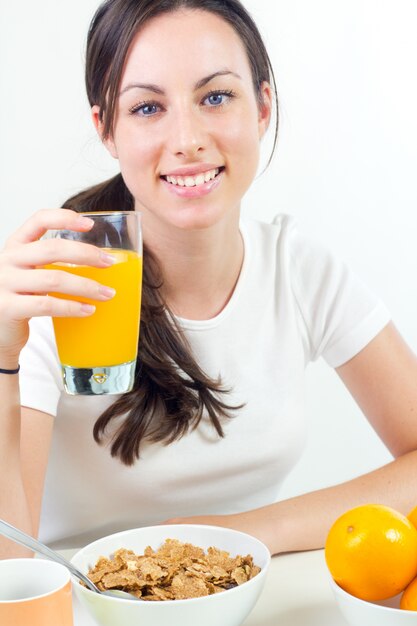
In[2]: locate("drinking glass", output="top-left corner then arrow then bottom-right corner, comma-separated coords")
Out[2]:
45,211 -> 142,395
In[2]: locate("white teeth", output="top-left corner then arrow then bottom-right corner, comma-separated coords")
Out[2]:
164,168 -> 221,187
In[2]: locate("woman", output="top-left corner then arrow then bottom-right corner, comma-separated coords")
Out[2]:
1,0 -> 417,557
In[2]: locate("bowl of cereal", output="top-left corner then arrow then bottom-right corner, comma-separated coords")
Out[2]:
71,524 -> 271,626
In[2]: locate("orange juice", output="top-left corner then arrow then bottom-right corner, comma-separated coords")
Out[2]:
47,249 -> 142,368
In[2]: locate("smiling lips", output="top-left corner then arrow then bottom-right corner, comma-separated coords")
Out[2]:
160,166 -> 224,197
163,167 -> 221,187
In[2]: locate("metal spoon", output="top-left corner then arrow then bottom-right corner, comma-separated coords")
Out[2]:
0,518 -> 139,601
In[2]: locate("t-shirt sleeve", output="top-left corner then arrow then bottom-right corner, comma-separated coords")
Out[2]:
284,219 -> 391,367
19,316 -> 62,416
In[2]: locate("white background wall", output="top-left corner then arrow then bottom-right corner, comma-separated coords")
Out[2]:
1,1 -> 416,499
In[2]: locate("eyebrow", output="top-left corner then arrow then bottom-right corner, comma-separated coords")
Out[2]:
119,70 -> 242,97
194,70 -> 242,90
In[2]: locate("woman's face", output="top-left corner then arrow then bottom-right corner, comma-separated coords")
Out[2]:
94,9 -> 271,233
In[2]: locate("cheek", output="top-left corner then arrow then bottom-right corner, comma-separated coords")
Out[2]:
116,133 -> 157,167
220,115 -> 261,177
113,129 -> 161,191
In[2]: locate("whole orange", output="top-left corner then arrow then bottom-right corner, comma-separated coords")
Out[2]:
407,504 -> 417,530
325,504 -> 417,601
400,576 -> 417,610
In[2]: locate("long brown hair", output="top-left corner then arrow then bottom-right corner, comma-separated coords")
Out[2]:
65,0 -> 279,466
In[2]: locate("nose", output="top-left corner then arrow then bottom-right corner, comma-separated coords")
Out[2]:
168,106 -> 206,158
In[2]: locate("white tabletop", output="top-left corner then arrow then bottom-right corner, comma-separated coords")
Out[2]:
64,548 -> 348,626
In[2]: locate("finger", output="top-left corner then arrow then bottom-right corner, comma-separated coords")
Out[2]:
5,209 -> 94,246
2,294 -> 96,320
1,268 -> 116,301
4,238 -> 115,269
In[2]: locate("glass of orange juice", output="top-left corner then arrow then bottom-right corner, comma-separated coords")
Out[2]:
44,211 -> 142,395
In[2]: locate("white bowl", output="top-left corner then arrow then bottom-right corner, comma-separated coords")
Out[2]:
329,576 -> 417,625
71,524 -> 270,626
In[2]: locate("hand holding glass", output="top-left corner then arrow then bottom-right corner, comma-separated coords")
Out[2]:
44,211 -> 142,395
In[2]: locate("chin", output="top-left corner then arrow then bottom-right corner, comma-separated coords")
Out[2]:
169,205 -> 232,231
138,201 -> 232,232
135,191 -> 239,232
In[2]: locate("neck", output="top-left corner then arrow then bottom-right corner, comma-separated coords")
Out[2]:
142,209 -> 244,320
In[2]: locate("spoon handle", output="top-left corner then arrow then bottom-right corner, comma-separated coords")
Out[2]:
0,518 -> 98,592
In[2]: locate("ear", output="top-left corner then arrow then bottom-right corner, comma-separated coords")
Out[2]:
257,81 -> 273,139
91,105 -> 119,159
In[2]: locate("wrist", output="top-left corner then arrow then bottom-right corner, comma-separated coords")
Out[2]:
0,355 -> 20,372
0,364 -> 20,375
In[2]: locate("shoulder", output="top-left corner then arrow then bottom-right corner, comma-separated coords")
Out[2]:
239,212 -> 298,260
240,212 -> 320,250
240,214 -> 390,367
23,316 -> 58,361
19,316 -> 63,416
28,315 -> 56,341
239,212 -> 331,275
240,212 -> 295,240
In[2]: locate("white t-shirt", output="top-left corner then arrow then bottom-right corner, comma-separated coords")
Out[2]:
19,215 -> 390,548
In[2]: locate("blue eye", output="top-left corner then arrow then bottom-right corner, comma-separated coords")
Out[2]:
141,104 -> 158,116
130,101 -> 161,117
207,93 -> 224,106
203,90 -> 235,107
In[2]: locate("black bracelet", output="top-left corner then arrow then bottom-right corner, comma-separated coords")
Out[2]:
0,365 -> 20,375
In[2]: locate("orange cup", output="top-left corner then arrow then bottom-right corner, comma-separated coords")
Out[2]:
0,558 -> 73,626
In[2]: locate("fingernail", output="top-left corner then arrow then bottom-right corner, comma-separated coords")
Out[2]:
76,216 -> 94,228
80,303 -> 96,315
100,251 -> 116,266
99,285 -> 116,298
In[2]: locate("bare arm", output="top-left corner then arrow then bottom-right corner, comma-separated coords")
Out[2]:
0,208 -> 115,557
0,388 -> 53,557
20,408 -> 55,540
0,374 -> 32,557
167,323 -> 417,555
